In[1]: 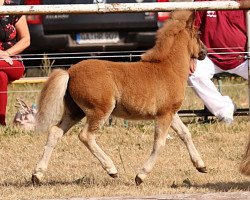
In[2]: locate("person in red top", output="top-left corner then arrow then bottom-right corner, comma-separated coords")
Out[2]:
0,0 -> 30,126
188,0 -> 248,124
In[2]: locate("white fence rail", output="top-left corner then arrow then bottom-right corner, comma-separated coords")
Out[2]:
1,1 -> 250,15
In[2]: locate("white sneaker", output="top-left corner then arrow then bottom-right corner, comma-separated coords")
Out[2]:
218,103 -> 237,125
220,117 -> 234,125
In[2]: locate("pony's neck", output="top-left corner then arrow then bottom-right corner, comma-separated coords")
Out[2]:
141,35 -> 191,84
162,31 -> 192,82
141,36 -> 174,63
143,31 -> 191,69
141,29 -> 191,65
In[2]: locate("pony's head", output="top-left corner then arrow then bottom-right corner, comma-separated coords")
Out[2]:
141,10 -> 207,62
181,11 -> 207,60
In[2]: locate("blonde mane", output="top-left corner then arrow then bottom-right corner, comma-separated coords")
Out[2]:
141,10 -> 193,62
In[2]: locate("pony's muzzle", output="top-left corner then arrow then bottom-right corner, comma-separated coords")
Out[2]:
198,48 -> 207,60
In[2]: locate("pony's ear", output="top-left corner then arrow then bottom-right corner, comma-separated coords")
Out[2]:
186,11 -> 195,28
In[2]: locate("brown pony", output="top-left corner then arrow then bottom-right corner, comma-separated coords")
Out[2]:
32,10 -> 207,186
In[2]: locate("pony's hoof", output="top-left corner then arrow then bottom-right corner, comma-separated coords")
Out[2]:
109,173 -> 118,178
197,166 -> 207,173
135,175 -> 143,186
31,174 -> 41,186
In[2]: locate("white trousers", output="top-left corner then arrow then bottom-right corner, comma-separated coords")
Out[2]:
188,56 -> 248,120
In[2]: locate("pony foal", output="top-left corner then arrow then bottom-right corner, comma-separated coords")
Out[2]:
32,10 -> 207,186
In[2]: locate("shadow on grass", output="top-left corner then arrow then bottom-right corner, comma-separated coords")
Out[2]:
0,175 -> 131,188
194,181 -> 250,191
0,177 -> 250,192
0,179 -> 74,188
171,178 -> 250,192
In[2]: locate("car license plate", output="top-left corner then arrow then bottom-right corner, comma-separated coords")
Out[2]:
76,32 -> 119,44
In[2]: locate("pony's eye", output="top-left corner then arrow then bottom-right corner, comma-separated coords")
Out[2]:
194,30 -> 201,38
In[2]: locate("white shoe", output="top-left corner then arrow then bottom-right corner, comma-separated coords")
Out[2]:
218,103 -> 237,125
220,117 -> 233,125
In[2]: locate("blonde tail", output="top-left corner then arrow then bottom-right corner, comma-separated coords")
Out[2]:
35,69 -> 69,133
239,137 -> 250,176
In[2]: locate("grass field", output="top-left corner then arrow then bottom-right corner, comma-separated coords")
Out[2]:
0,77 -> 249,200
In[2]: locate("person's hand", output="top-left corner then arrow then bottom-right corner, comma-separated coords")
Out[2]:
0,50 -> 13,65
189,58 -> 197,74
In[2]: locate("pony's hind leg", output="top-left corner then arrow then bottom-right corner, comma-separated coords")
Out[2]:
171,114 -> 207,173
32,112 -> 82,185
135,113 -> 173,185
78,109 -> 118,178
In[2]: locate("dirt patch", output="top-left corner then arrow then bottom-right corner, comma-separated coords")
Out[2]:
43,192 -> 250,200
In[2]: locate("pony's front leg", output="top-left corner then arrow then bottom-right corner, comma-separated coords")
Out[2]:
171,114 -> 207,173
135,114 -> 173,185
78,122 -> 118,178
32,114 -> 79,185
